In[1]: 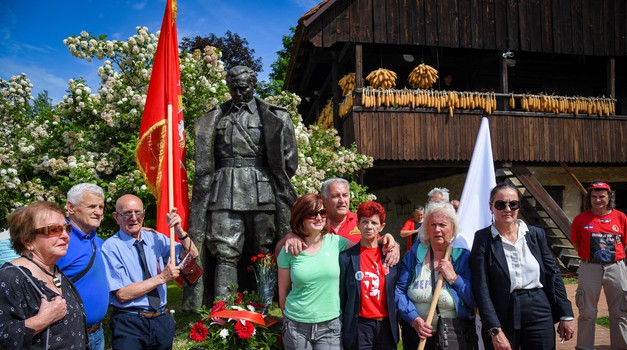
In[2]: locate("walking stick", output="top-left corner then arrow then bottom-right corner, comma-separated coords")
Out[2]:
418,244 -> 453,350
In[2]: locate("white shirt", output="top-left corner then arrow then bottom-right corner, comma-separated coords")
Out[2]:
491,220 -> 543,292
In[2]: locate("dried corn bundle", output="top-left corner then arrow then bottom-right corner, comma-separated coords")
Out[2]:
365,68 -> 397,90
338,73 -> 355,96
408,64 -> 438,89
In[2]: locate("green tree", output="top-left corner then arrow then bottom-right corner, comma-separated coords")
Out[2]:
257,27 -> 294,98
180,31 -> 263,72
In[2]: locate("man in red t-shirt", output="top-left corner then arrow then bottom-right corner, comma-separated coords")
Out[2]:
321,178 -> 362,243
571,182 -> 627,350
400,205 -> 424,251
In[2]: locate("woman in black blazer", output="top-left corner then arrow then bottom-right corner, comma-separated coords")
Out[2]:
470,183 -> 575,349
340,201 -> 399,350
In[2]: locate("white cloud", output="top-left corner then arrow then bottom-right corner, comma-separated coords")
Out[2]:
289,0 -> 319,10
132,1 -> 148,10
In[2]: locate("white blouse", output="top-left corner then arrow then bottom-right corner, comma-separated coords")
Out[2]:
491,220 -> 543,292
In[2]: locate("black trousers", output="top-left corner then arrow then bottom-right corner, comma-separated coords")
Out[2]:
482,288 -> 556,350
347,317 -> 397,350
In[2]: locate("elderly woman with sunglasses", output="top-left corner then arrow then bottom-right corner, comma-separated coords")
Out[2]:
0,201 -> 87,350
470,183 -> 575,350
278,194 -> 399,349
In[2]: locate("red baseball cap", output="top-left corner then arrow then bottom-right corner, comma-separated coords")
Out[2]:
587,182 -> 611,191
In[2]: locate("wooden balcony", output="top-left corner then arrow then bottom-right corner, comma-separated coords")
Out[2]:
341,106 -> 627,164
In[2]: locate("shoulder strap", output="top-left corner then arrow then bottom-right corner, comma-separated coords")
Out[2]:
10,265 -> 51,349
229,110 -> 261,154
429,247 -> 441,316
71,239 -> 97,283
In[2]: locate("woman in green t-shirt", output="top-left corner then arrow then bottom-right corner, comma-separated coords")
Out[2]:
278,193 -> 399,349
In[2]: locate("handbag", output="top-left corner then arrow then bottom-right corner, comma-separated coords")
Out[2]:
179,252 -> 203,285
429,248 -> 478,350
436,316 -> 478,350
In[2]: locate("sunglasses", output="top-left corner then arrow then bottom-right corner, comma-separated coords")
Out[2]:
491,200 -> 520,211
306,210 -> 327,220
116,211 -> 145,220
34,224 -> 72,236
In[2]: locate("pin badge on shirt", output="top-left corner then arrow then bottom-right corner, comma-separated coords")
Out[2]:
355,271 -> 364,281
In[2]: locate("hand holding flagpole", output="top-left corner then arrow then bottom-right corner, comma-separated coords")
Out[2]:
418,244 -> 453,350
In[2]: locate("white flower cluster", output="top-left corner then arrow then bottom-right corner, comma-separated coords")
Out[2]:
0,74 -> 32,117
265,92 -> 374,196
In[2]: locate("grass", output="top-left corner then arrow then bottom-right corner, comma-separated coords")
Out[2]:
596,316 -> 610,328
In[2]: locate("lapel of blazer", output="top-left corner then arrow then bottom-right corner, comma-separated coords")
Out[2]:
525,227 -> 546,276
350,245 -> 361,300
490,233 -> 511,281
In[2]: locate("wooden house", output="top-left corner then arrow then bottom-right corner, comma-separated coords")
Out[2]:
284,0 -> 627,271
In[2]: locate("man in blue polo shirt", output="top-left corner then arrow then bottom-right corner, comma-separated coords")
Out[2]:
57,183 -> 109,350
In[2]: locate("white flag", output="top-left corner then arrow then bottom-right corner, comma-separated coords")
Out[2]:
452,117 -> 496,350
454,117 -> 496,251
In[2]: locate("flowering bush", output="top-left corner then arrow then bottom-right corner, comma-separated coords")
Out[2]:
266,91 -> 375,209
187,289 -> 281,349
249,253 -> 278,311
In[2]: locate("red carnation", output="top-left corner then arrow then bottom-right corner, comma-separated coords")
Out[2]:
189,322 -> 208,342
235,292 -> 244,304
257,253 -> 265,258
247,301 -> 266,310
251,256 -> 258,263
211,300 -> 227,314
234,319 -> 256,339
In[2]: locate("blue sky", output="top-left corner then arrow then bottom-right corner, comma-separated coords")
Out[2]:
0,0 -> 317,103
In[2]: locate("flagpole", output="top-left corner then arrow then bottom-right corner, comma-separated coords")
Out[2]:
418,245 -> 452,350
167,104 -> 175,265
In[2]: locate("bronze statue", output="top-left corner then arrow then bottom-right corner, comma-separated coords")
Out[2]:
185,66 -> 298,309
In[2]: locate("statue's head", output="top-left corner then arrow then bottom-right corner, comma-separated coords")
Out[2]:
227,66 -> 257,107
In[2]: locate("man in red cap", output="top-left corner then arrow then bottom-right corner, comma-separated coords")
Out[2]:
571,181 -> 627,349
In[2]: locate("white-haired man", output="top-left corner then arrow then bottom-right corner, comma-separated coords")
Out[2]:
57,183 -> 109,350
427,187 -> 450,203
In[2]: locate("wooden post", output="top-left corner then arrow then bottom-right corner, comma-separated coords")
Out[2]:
355,43 -> 363,94
501,56 -> 509,111
418,245 -> 453,350
607,57 -> 615,98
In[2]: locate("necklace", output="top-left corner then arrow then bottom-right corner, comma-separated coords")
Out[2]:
22,255 -> 62,288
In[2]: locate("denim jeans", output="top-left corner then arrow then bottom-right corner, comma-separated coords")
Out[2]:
87,324 -> 105,350
282,315 -> 342,349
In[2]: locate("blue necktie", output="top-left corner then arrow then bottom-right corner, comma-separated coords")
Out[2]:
134,240 -> 161,310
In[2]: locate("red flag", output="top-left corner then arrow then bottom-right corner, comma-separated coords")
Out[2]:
136,0 -> 188,236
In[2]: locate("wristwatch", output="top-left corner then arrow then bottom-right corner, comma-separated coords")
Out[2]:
489,327 -> 500,336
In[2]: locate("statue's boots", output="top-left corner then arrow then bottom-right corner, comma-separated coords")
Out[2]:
214,262 -> 238,298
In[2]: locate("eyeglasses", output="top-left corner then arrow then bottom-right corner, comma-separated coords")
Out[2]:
306,210 -> 327,220
116,211 -> 145,220
34,224 -> 72,236
491,200 -> 520,211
